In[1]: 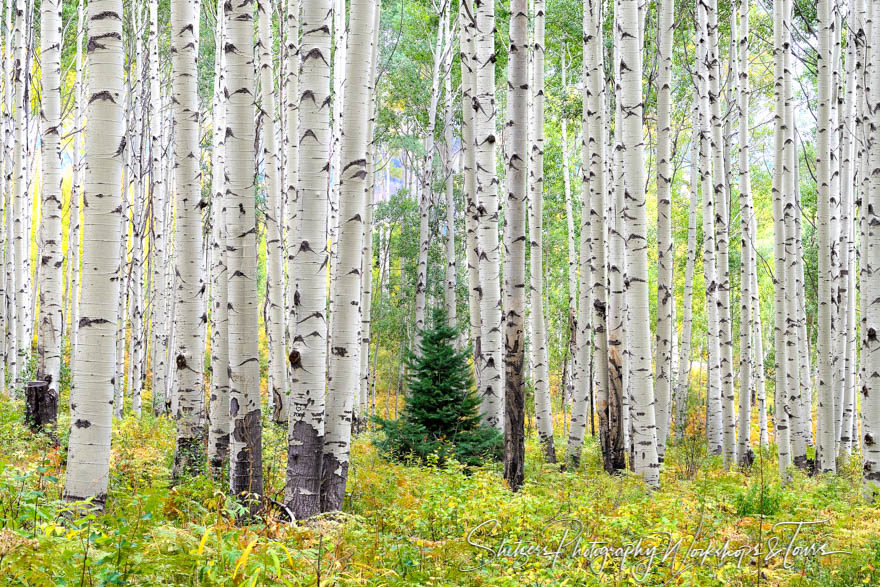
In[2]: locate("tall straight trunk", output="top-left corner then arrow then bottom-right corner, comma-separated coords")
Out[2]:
863,0 -> 880,498
772,0 -> 791,475
618,0 -> 658,487
284,0 -> 299,351
503,0 -> 528,490
37,0 -> 63,401
707,0 -> 735,467
443,12 -> 457,329
63,0 -> 125,506
816,0 -> 836,472
561,49 -> 577,419
149,0 -> 169,415
734,0 -> 753,466
67,0 -> 85,379
460,0 -> 482,393
258,0 -> 287,425
696,0 -> 723,457
1,0 -> 12,395
208,0 -> 230,475
321,0 -> 376,513
170,0 -> 206,478
474,0 -> 503,431
654,0 -> 674,464
415,11 -> 445,346
225,0 -> 264,510
129,2 -> 146,417
359,1 -> 381,421
327,0 -> 346,324
10,0 -> 26,387
528,0 -> 555,464
675,119 -> 699,441
286,0 -> 331,519
838,4 -> 858,459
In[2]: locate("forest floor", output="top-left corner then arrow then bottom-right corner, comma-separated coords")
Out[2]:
1,391 -> 880,586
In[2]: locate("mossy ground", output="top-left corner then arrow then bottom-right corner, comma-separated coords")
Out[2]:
1,390 -> 879,586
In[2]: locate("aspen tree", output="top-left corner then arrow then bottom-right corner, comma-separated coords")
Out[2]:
528,0 -> 555,463
817,0 -> 837,473
67,0 -> 85,378
208,0 -> 230,475
618,0 -> 658,487
442,11 -> 456,329
862,0 -> 880,498
286,0 -> 332,519
11,0 -> 25,386
322,0 -> 376,513
225,0 -> 264,510
460,0 -> 483,394
258,0 -> 287,425
503,0 -> 528,490
734,0 -> 753,466
284,0 -> 299,351
64,0 -> 126,506
474,0 -> 504,430
655,0 -> 674,463
170,0 -> 207,478
36,0 -> 62,402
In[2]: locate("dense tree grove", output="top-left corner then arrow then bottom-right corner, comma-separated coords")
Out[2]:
3,0 -> 880,580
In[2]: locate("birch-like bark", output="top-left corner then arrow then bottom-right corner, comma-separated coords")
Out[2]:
11,0 -> 26,386
170,0 -> 206,477
474,0 -> 503,430
561,49 -> 577,417
321,0 -> 376,513
863,0 -> 880,498
64,0 -> 125,506
528,0 -> 555,464
284,0 -> 299,350
443,12 -> 457,329
37,0 -> 63,402
257,0 -> 287,425
460,0 -> 482,394
675,120 -> 699,441
67,0 -> 85,379
618,0 -> 658,487
225,0 -> 264,510
696,0 -> 723,457
734,0 -> 753,466
816,0 -> 837,473
208,0 -> 229,475
502,0 -> 528,490
654,0 -> 674,464
707,0 -> 736,467
286,0 -> 331,519
772,0 -> 791,475
415,9 -> 445,347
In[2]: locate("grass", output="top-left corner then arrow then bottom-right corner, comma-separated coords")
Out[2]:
1,390 -> 879,585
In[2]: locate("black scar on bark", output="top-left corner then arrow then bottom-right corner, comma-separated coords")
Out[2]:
286,420 -> 323,519
74,419 -> 91,428
176,354 -> 187,370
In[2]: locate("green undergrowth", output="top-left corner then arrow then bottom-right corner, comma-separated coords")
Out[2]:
1,394 -> 879,585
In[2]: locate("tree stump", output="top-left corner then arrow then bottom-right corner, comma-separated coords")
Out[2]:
25,380 -> 58,433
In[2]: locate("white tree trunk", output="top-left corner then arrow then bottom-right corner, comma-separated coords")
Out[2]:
322,0 -> 376,513
11,0 -> 27,387
474,0 -> 504,431
67,0 -> 85,380
654,0 -> 674,464
208,0 -> 230,475
816,0 -> 837,474
63,0 -> 126,506
618,0 -> 658,487
734,0 -> 753,467
225,0 -> 264,509
286,0 -> 331,519
459,0 -> 482,394
257,0 -> 288,425
284,0 -> 300,353
36,0 -> 63,402
443,11 -> 457,329
528,0 -> 555,463
771,0 -> 791,475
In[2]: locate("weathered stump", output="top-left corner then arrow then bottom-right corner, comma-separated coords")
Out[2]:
25,380 -> 58,433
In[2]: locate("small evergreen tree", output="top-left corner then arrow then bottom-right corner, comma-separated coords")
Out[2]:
373,309 -> 503,467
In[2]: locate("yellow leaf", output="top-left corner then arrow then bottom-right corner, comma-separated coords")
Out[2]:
197,527 -> 213,556
233,538 -> 259,579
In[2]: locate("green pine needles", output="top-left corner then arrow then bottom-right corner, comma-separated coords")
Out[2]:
372,309 -> 502,467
